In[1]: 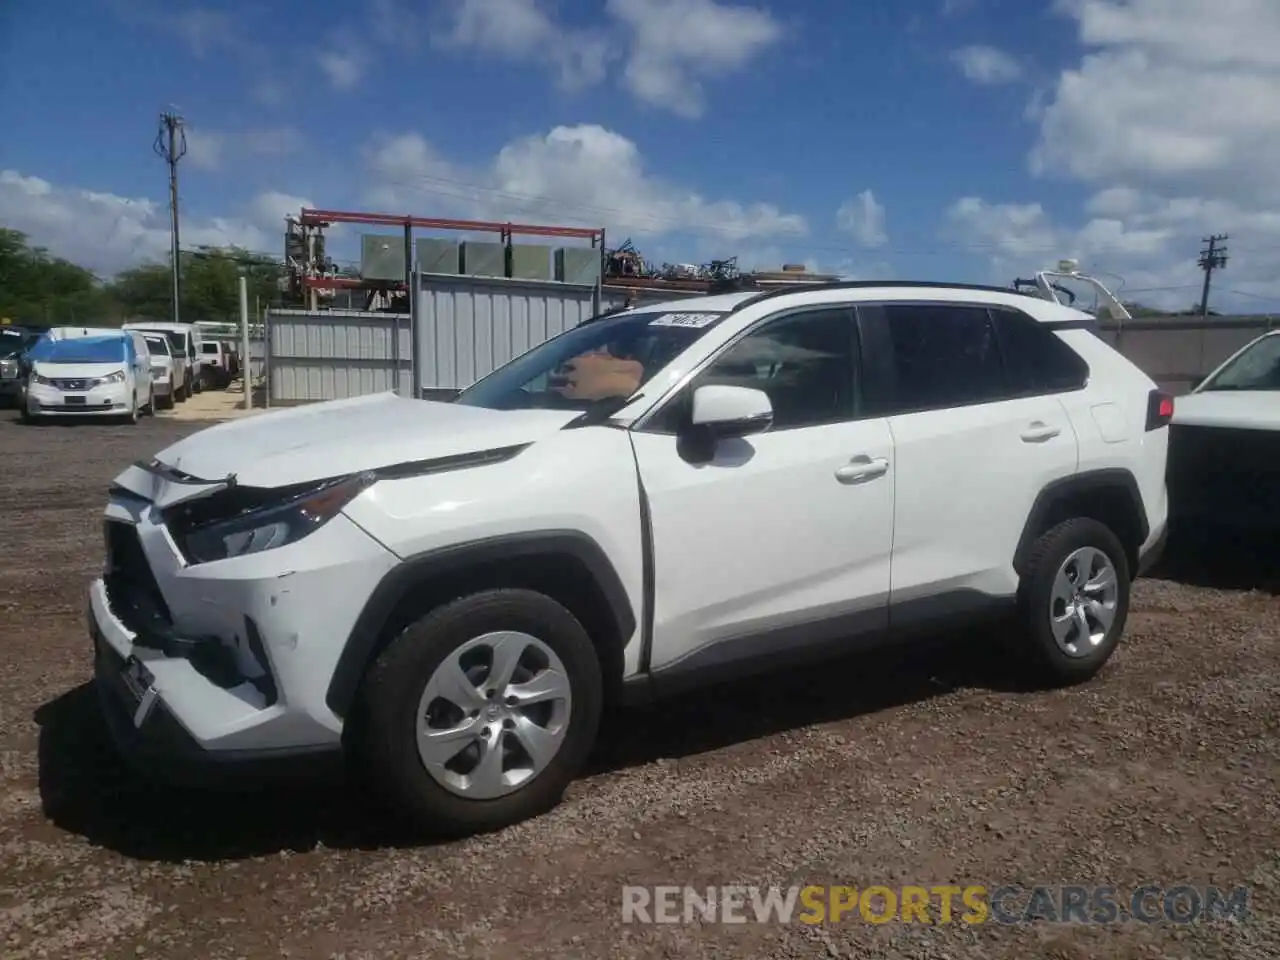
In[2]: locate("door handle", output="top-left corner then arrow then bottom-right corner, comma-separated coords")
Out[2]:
834,455 -> 889,484
1020,421 -> 1062,443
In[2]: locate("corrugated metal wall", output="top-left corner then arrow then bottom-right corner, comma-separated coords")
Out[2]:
1095,316 -> 1276,394
414,274 -> 599,393
267,309 -> 412,402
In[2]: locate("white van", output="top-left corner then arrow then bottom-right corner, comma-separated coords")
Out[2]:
24,330 -> 154,422
122,321 -> 204,401
44,326 -> 125,341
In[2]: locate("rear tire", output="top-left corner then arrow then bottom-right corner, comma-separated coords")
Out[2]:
1013,518 -> 1131,687
352,588 -> 603,839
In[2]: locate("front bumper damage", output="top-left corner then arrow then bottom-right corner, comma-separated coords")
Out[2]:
89,466 -> 400,783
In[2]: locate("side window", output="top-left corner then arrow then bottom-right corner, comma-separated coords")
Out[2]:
880,303 -> 1005,413
992,308 -> 1090,395
649,308 -> 857,432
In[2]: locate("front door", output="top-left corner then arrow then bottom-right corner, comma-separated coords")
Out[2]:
629,305 -> 896,677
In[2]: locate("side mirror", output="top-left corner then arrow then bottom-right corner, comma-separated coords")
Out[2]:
689,384 -> 773,439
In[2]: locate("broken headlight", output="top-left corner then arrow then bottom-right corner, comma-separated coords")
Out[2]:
169,473 -> 375,564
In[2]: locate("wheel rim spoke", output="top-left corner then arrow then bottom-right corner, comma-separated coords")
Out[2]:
1084,564 -> 1117,596
487,632 -> 528,693
468,732 -> 508,796
1051,566 -> 1077,608
430,656 -> 487,711
1051,609 -> 1077,644
417,715 -> 482,767
505,668 -> 570,707
509,714 -> 560,768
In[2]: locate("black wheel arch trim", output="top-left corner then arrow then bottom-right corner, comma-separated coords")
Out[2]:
325,530 -> 638,719
1013,468 -> 1150,578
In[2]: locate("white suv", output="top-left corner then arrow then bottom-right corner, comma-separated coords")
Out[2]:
89,282 -> 1172,837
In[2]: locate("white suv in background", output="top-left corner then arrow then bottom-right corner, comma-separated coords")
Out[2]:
141,333 -> 178,410
89,281 -> 1171,838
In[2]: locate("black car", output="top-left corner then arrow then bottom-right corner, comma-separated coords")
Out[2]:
0,325 -> 42,407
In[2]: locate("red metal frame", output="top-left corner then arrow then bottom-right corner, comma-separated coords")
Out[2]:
299,208 -> 603,242
303,276 -> 402,290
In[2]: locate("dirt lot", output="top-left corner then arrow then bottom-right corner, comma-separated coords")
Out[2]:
0,408 -> 1277,960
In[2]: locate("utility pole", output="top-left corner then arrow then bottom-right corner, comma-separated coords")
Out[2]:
154,110 -> 188,322
1197,234 -> 1228,317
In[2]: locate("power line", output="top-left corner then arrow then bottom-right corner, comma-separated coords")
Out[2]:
1197,233 -> 1228,317
154,109 -> 188,322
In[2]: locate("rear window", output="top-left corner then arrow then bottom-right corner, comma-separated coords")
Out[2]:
202,342 -> 220,354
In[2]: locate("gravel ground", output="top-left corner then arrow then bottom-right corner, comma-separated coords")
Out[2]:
0,408 -> 1277,960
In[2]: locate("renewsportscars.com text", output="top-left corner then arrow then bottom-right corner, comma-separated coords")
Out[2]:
621,884 -> 1250,925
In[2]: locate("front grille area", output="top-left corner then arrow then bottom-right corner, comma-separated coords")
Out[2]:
103,520 -> 174,637
1167,424 -> 1280,518
51,378 -> 93,390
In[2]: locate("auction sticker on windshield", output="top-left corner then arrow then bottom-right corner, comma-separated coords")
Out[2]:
649,312 -> 723,328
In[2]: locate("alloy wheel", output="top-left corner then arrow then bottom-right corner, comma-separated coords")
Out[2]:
415,631 -> 572,800
1049,546 -> 1119,657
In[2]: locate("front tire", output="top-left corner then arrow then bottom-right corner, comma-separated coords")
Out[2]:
353,588 -> 603,839
1014,518 -> 1131,687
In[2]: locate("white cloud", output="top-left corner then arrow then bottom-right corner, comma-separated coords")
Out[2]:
319,51 -> 366,90
435,0 -> 611,90
950,45 -> 1023,85
175,126 -> 305,174
836,190 -> 887,248
607,0 -> 782,118
1031,0 -> 1280,200
432,0 -> 781,116
183,127 -> 225,172
942,193 -> 1280,312
0,170 -> 307,277
947,0 -> 1280,314
365,123 -> 807,243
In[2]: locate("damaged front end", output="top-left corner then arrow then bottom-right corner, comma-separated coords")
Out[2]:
100,461 -> 377,710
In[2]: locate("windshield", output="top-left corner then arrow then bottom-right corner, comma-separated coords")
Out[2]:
453,308 -> 730,413
1,330 -> 35,356
134,329 -> 187,354
145,336 -> 171,356
1200,334 -> 1280,392
30,335 -> 127,365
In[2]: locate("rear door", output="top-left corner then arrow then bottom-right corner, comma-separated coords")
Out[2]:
857,301 -> 1080,610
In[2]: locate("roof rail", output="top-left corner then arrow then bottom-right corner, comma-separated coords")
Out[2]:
727,278 -> 1027,314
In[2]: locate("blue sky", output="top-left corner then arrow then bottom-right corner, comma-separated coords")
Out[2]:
3,0 -> 1279,312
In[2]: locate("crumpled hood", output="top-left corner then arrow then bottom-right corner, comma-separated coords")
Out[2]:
115,391 -> 579,505
1172,390 -> 1280,432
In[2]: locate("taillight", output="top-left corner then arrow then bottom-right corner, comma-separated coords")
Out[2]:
1145,389 -> 1174,431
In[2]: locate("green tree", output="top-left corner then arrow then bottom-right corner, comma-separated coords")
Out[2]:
0,227 -> 120,324
111,246 -> 281,322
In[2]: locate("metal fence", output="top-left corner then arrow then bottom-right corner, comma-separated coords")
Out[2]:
413,272 -> 603,396
266,308 -> 411,403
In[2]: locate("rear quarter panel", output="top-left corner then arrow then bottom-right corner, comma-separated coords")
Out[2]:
1054,328 -> 1169,544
